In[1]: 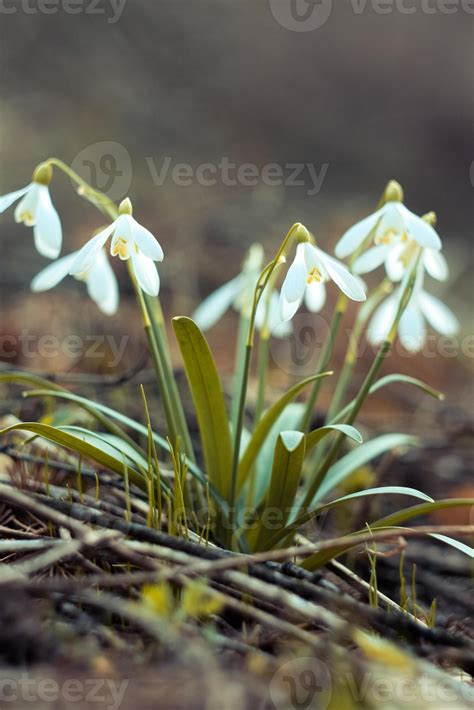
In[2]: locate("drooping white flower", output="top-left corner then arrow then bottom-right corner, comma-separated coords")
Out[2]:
31,249 -> 119,316
69,199 -> 163,297
192,243 -> 292,338
280,241 -> 366,322
368,264 -> 459,352
352,234 -> 449,288
0,163 -> 62,259
335,202 -> 442,265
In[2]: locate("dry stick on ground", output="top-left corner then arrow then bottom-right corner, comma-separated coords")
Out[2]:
26,492 -> 474,569
0,487 -> 336,647
2,486 -> 473,655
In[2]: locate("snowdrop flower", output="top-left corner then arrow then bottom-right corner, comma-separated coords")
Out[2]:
368,263 -> 459,352
0,163 -> 62,258
31,249 -> 119,316
280,240 -> 366,322
193,243 -> 292,338
382,241 -> 449,283
335,183 -> 442,266
69,198 -> 163,297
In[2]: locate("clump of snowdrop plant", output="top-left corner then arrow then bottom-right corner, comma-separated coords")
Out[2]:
0,161 -> 472,564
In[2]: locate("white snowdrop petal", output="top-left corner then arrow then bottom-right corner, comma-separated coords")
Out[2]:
418,290 -> 459,337
70,223 -> 116,275
193,275 -> 244,331
376,202 -> 405,241
33,185 -> 62,258
304,281 -> 326,312
280,291 -> 302,322
110,214 -> 133,254
131,219 -> 164,261
281,246 -> 307,305
131,249 -> 160,296
14,184 -> 40,225
367,295 -> 398,345
384,243 -> 407,282
335,208 -> 383,258
255,291 -> 292,339
87,251 -> 119,316
0,184 -> 30,213
30,252 -> 77,292
353,245 -> 390,274
423,249 -> 449,282
315,249 -> 366,301
403,209 -> 442,250
267,293 -> 293,338
398,304 -> 427,352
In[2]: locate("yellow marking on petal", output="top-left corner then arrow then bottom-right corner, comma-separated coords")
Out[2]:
111,237 -> 129,260
375,227 -> 398,246
306,266 -> 322,284
399,240 -> 418,267
19,211 -> 34,226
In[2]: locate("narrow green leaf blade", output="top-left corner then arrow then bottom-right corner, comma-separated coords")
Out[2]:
237,371 -> 333,493
330,374 -> 444,424
305,424 -> 363,455
302,497 -> 474,568
0,421 -> 145,488
172,316 -> 233,499
268,485 -> 434,549
314,433 -> 418,503
251,431 -> 306,552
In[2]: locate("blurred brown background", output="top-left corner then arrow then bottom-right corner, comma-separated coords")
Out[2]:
0,0 -> 472,402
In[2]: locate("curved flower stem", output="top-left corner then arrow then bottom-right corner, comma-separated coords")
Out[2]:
228,223 -> 302,532
326,278 -> 392,424
299,293 -> 347,433
300,257 -> 420,511
46,157 -> 195,460
254,335 -> 270,426
253,266 -> 279,427
128,263 -> 181,449
231,312 -> 251,435
45,158 -> 118,221
143,294 -> 195,462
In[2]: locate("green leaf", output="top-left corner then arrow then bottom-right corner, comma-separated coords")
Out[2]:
172,316 -> 233,500
313,433 -> 418,504
237,371 -> 333,493
330,374 -> 444,424
22,388 -> 209,486
252,431 -> 306,552
59,426 -> 150,472
267,485 -> 434,549
302,496 -> 474,569
0,421 -> 145,488
429,534 -> 474,558
305,424 -> 363,455
248,403 -> 304,509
